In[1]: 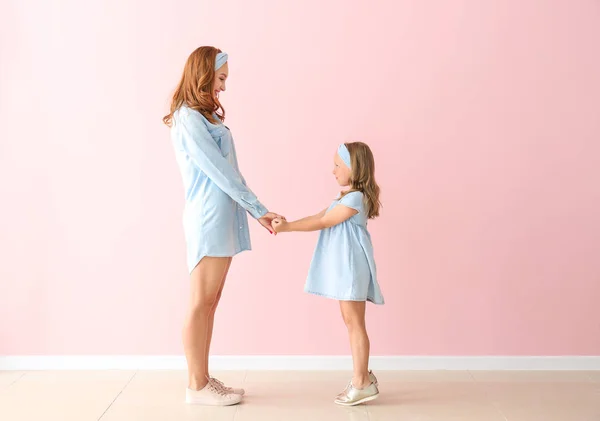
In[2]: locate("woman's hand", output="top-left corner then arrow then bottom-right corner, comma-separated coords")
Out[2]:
266,212 -> 286,221
258,212 -> 286,235
271,217 -> 288,233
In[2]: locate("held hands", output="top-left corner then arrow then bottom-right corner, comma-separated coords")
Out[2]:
258,212 -> 286,235
271,217 -> 288,233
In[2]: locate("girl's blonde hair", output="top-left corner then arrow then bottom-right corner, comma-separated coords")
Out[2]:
340,142 -> 381,219
163,46 -> 225,127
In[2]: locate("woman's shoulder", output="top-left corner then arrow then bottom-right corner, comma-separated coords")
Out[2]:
174,105 -> 217,126
172,106 -> 193,127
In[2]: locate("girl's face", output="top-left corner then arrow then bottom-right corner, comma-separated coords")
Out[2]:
213,62 -> 228,99
333,152 -> 352,187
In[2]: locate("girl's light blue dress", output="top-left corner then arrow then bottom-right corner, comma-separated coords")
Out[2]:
305,191 -> 385,304
171,106 -> 268,273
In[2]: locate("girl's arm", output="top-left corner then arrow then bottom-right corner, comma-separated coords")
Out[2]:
290,207 -> 327,225
273,205 -> 357,233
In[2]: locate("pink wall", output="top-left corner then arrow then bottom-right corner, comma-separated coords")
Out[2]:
1,0 -> 599,356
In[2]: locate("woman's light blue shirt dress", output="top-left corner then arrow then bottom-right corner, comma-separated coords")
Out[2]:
171,106 -> 268,273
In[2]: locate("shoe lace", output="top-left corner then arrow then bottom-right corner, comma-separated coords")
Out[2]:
207,381 -> 229,396
210,377 -> 225,386
211,377 -> 234,390
210,377 -> 234,393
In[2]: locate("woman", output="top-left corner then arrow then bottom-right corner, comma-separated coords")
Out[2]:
163,46 -> 283,406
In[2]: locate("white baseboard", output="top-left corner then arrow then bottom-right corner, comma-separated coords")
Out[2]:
1,355 -> 599,371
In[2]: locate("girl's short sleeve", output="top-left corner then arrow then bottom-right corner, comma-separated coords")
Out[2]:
339,191 -> 363,213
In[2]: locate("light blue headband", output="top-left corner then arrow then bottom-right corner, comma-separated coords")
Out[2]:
338,144 -> 351,169
215,52 -> 228,70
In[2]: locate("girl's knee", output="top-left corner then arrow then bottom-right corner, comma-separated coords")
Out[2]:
343,315 -> 365,331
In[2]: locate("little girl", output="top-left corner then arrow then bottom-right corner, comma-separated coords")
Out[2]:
272,142 -> 384,406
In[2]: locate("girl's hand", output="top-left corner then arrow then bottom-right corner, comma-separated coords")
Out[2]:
271,217 -> 288,233
258,212 -> 286,235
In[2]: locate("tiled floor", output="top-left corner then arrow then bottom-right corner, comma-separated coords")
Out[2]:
0,370 -> 599,420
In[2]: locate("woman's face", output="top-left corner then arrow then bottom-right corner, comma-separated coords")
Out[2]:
213,62 -> 228,99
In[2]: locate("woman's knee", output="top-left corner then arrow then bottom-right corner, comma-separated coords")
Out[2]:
189,292 -> 220,316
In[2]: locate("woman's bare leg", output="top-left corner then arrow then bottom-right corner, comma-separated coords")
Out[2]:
204,258 -> 232,376
183,257 -> 232,390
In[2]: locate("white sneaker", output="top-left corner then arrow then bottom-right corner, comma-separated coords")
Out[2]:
210,377 -> 245,395
185,382 -> 242,406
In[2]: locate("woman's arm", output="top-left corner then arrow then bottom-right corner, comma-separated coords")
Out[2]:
273,205 -> 357,233
178,111 -> 267,219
